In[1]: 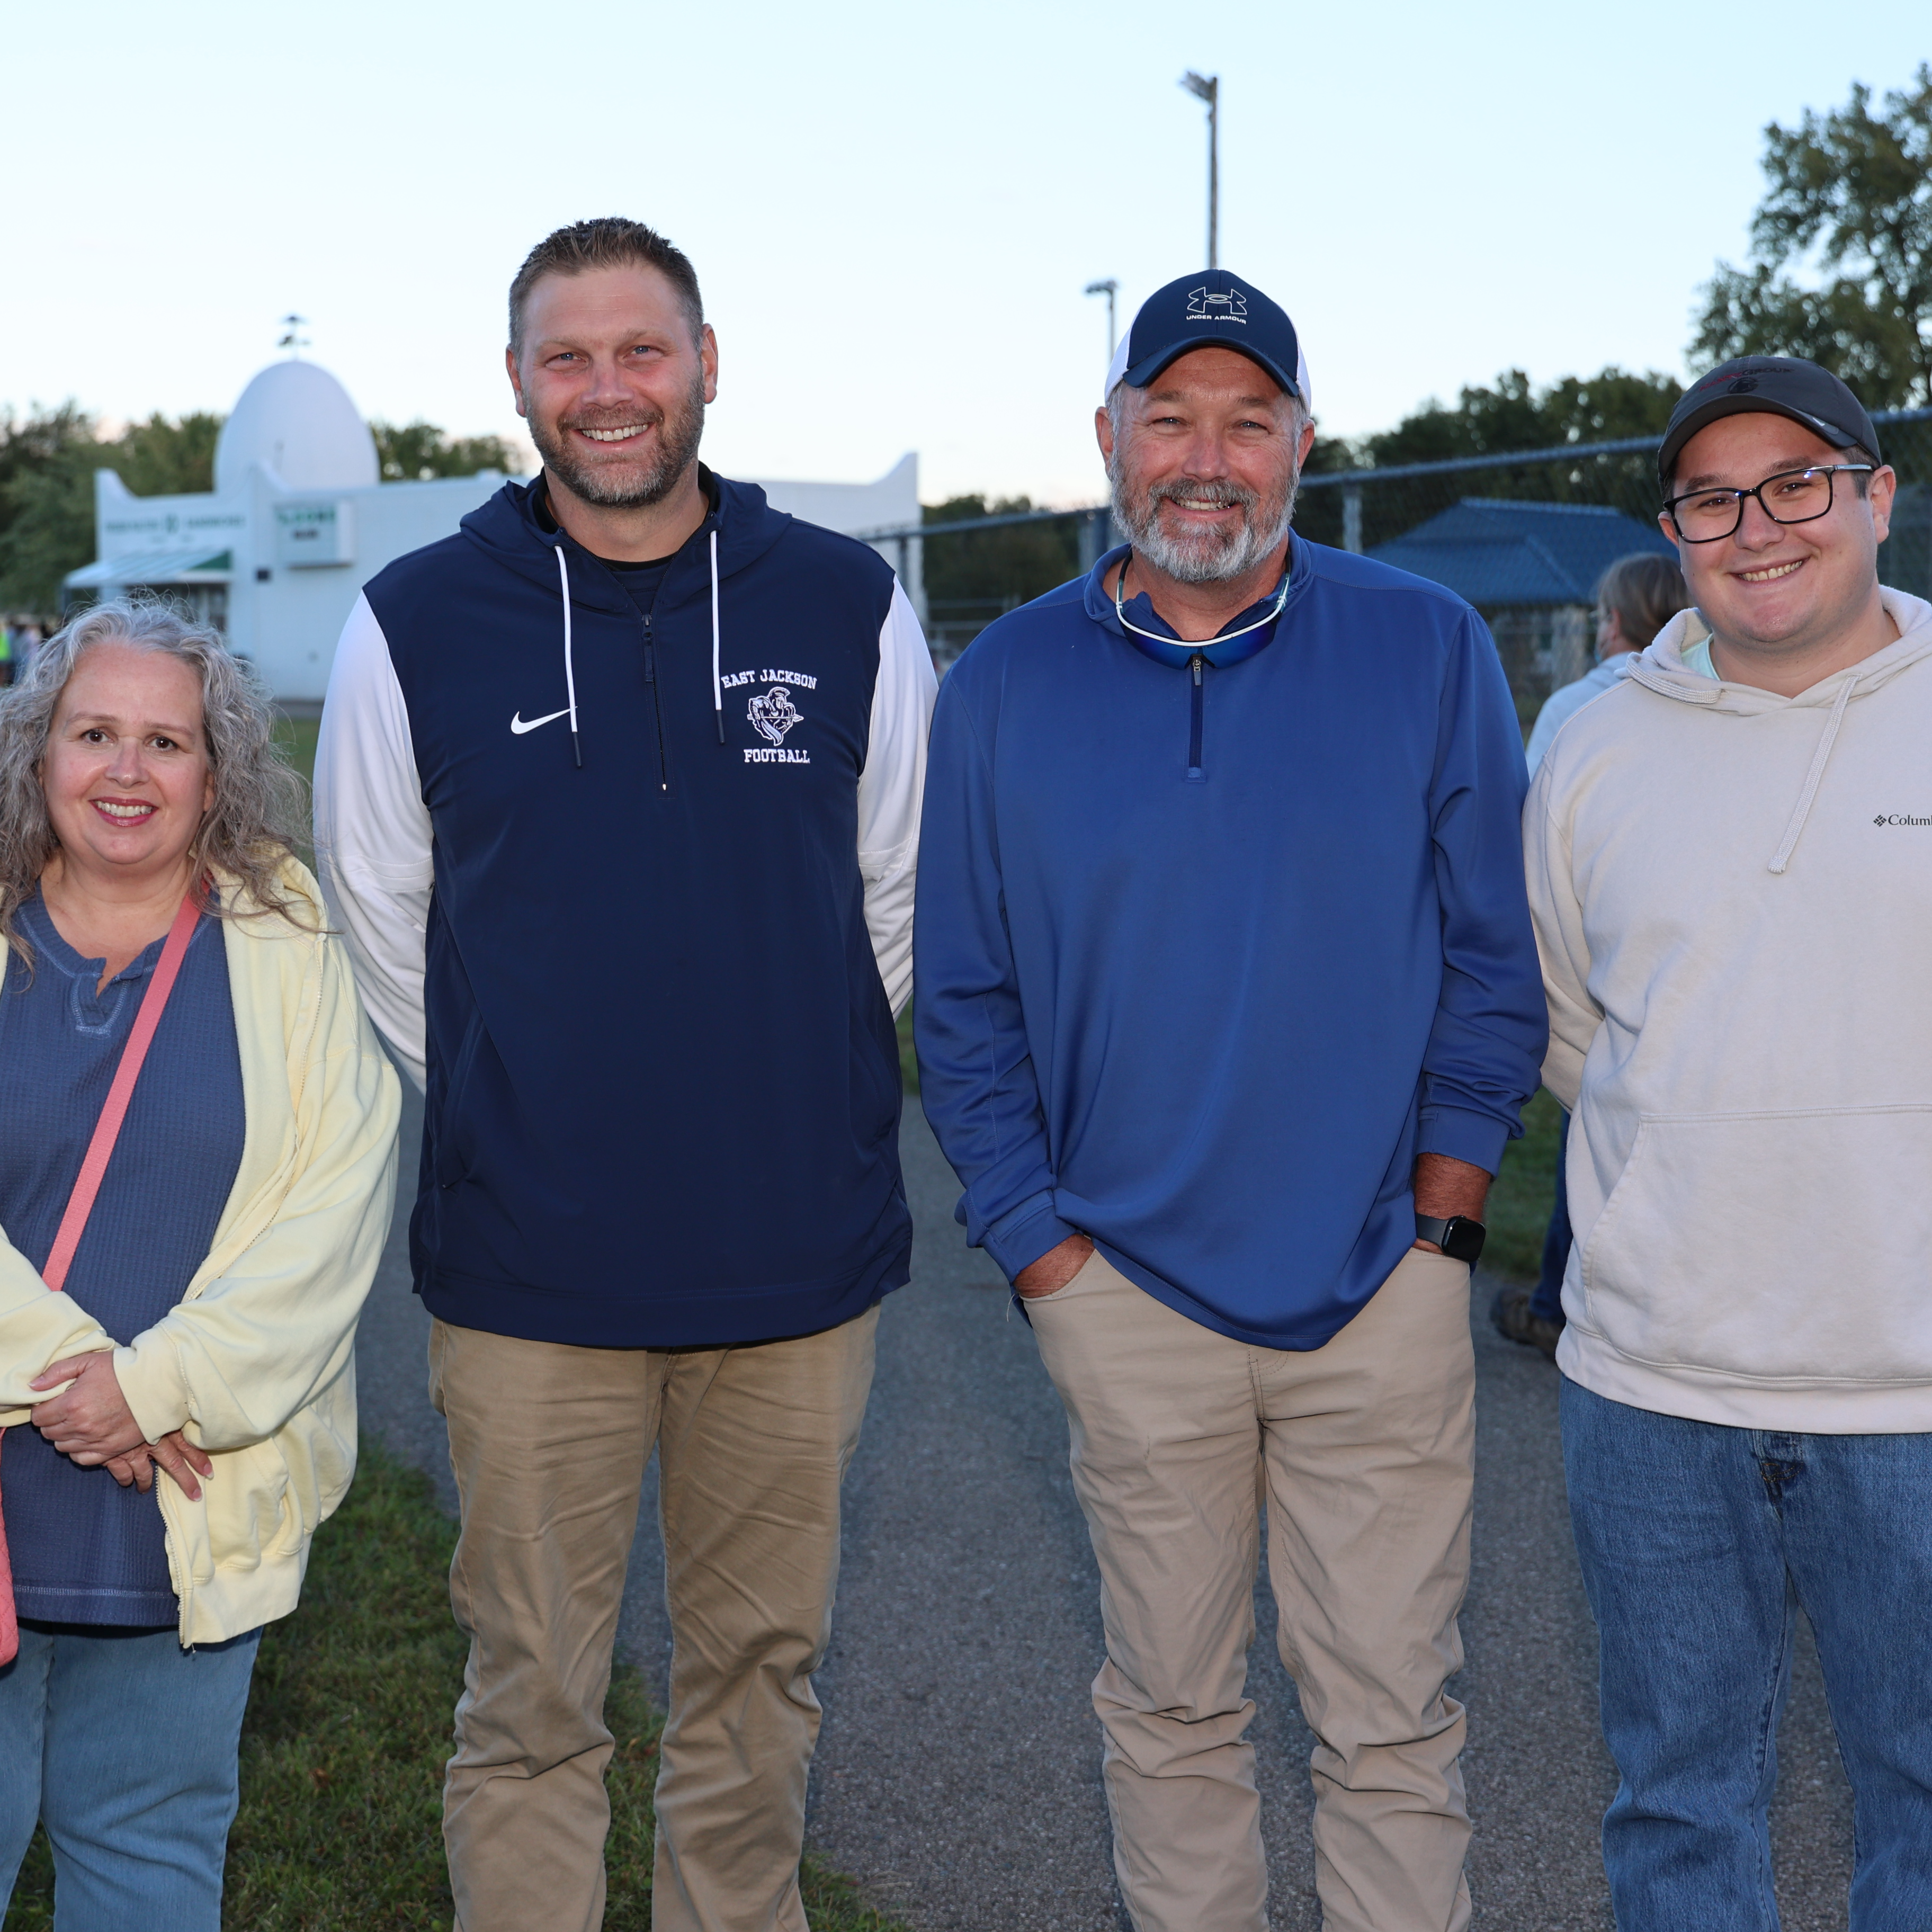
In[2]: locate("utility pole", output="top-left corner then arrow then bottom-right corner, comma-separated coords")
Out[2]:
1084,279 -> 1120,359
1180,71 -> 1219,267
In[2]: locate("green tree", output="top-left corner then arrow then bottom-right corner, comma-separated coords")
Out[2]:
1537,369 -> 1686,443
0,405 -> 100,614
113,410 -> 223,496
1296,369 -> 1683,555
371,419 -> 520,481
0,406 -> 229,613
921,494 -> 1082,614
1366,370 -> 1546,466
1693,65 -> 1932,405
1365,367 -> 1681,469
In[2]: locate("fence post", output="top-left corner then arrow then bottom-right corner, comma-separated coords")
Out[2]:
1342,486 -> 1363,554
1077,507 -> 1110,574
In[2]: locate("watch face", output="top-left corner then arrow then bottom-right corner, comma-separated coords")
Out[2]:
1441,1217 -> 1487,1264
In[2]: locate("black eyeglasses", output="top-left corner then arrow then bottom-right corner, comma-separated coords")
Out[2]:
1662,464 -> 1873,544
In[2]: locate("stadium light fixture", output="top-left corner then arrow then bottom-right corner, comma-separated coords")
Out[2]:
1179,71 -> 1219,269
1084,279 -> 1120,360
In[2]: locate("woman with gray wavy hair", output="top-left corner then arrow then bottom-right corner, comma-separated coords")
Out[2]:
0,599 -> 398,1928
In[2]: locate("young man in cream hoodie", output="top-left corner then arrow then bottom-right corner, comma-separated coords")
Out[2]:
1525,355 -> 1932,1929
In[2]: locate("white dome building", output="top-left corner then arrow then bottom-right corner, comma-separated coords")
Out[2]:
213,361 -> 379,495
67,359 -> 515,700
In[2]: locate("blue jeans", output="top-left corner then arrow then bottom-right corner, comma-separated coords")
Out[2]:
0,1620 -> 261,1932
1561,1378 -> 1932,1930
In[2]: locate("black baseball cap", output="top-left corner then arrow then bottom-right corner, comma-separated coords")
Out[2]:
1103,271 -> 1309,406
1658,356 -> 1881,490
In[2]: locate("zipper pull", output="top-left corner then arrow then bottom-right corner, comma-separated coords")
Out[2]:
1187,654 -> 1206,779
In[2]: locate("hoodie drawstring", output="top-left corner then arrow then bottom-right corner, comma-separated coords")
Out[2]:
553,532 -> 723,762
553,545 -> 582,769
1767,674 -> 1856,874
709,530 -> 723,745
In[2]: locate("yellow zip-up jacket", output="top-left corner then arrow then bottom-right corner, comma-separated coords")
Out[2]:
0,861 -> 400,1645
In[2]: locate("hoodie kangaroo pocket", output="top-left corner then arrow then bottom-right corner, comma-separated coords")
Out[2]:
1580,1105 -> 1932,1382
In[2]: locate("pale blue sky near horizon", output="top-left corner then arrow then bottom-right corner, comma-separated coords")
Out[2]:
5,1 -> 1925,505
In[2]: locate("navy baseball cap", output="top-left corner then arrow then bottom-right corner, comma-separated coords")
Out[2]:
1659,356 -> 1881,489
1103,271 -> 1310,407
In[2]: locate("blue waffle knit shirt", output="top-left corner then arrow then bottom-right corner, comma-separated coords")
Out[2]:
0,891 -> 243,1625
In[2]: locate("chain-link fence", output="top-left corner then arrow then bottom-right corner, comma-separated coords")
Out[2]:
866,408 -> 1932,718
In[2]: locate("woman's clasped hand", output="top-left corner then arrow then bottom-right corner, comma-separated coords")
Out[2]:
27,1350 -> 211,1497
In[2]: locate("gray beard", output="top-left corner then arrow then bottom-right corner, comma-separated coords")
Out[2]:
531,373 -> 707,509
1107,459 -> 1298,584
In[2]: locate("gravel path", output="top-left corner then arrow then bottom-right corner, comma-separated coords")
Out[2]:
354,1085 -> 1855,1928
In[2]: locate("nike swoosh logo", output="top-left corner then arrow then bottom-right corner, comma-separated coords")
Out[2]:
510,708 -> 571,735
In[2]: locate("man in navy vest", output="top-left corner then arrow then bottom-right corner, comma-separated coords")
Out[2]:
916,274 -> 1545,1932
314,218 -> 936,1932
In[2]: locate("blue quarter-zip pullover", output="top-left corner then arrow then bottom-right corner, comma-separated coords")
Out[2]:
914,538 -> 1546,1350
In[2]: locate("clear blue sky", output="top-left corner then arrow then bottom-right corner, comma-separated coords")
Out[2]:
4,1 -> 1924,504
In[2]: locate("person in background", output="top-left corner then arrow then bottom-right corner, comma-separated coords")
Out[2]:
1494,551 -> 1688,1359
314,218 -> 935,1932
1522,553 -> 1689,775
1529,355 -> 1932,1924
917,271 -> 1545,1932
0,598 -> 398,1930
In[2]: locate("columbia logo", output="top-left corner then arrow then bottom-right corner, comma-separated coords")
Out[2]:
1875,813 -> 1932,826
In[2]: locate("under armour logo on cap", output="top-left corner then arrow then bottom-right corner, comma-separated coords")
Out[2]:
1105,271 -> 1310,408
1185,287 -> 1249,323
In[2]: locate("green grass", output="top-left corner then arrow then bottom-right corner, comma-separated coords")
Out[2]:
3,1444 -> 908,1931
271,711 -> 319,871
1484,1086 -> 1563,1283
271,712 -> 321,783
896,1008 -> 918,1095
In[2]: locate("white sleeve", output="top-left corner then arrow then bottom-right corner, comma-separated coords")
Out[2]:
1523,696 -> 1561,779
857,580 -> 938,1017
312,593 -> 433,1092
1522,753 -> 1598,1112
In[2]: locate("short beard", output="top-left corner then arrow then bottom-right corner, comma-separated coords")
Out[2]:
1107,455 -> 1298,585
531,370 -> 707,509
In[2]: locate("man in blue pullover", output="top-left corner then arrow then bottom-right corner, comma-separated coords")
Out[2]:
915,274 -> 1544,1932
314,219 -> 936,1932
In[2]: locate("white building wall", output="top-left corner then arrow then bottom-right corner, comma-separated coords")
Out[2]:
95,470 -> 249,569
91,465 -> 506,703
236,469 -> 506,699
753,452 -> 924,622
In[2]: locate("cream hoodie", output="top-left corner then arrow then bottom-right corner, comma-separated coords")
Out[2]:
0,863 -> 400,1643
1525,588 -> 1932,1432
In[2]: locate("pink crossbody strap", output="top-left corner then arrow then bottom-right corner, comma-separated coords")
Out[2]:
40,884 -> 205,1295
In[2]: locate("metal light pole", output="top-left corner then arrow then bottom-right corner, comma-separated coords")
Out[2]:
1180,71 -> 1219,268
1084,279 -> 1120,359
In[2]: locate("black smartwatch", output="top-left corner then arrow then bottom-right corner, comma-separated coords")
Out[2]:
1415,1213 -> 1486,1265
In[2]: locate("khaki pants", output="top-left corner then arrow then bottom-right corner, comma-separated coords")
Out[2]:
428,1305 -> 879,1932
1027,1249 -> 1475,1932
